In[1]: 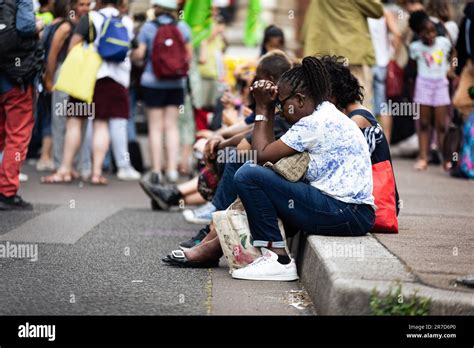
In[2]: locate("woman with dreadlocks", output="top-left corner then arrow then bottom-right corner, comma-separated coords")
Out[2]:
231,56 -> 376,281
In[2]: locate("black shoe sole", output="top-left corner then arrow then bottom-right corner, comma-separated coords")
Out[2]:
139,180 -> 170,211
161,255 -> 220,268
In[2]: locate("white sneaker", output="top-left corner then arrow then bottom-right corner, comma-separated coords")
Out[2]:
390,134 -> 419,157
117,167 -> 141,181
166,170 -> 179,183
182,202 -> 216,224
231,248 -> 299,281
19,173 -> 29,182
36,159 -> 55,172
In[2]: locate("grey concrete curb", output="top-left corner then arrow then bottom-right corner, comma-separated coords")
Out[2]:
293,233 -> 474,315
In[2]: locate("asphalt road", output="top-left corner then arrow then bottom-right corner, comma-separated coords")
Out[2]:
0,164 -> 311,316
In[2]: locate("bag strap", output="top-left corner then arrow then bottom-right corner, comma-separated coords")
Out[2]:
88,13 -> 94,44
348,109 -> 378,127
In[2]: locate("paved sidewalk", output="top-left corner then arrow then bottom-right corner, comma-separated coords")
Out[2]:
376,159 -> 473,293
297,158 -> 474,315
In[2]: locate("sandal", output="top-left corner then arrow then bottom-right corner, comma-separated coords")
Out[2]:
40,171 -> 73,184
442,160 -> 453,172
90,175 -> 108,186
162,250 -> 220,268
414,159 -> 428,171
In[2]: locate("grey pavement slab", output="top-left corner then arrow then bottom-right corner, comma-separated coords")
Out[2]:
211,260 -> 312,315
297,159 -> 474,315
0,204 -> 121,244
376,159 -> 474,292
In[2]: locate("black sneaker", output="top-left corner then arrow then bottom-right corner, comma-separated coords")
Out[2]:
151,199 -> 162,211
429,149 -> 442,165
0,194 -> 33,211
140,181 -> 183,210
150,172 -> 162,185
179,225 -> 210,250
149,173 -> 163,210
139,172 -> 163,210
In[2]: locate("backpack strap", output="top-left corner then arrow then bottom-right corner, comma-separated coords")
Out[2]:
347,108 -> 378,127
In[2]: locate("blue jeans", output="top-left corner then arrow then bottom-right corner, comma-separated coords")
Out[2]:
233,163 -> 376,248
127,87 -> 137,142
212,160 -> 243,210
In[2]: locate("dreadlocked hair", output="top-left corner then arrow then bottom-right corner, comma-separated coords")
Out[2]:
279,56 -> 332,106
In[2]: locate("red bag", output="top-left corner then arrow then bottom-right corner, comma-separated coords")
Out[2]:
386,60 -> 404,99
371,160 -> 398,233
151,21 -> 189,79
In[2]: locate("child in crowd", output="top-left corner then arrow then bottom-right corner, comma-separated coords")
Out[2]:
409,10 -> 452,171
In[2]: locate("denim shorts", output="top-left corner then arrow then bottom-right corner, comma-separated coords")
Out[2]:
372,65 -> 387,115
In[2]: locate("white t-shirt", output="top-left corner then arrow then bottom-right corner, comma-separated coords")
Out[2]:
90,8 -> 134,88
409,36 -> 452,79
368,17 -> 391,67
280,102 -> 375,207
445,21 -> 459,44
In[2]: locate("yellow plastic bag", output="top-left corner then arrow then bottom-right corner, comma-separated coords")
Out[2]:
53,15 -> 102,103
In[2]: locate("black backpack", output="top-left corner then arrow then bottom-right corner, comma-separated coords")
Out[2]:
0,0 -> 43,86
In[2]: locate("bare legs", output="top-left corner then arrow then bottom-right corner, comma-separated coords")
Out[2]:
146,106 -> 180,178
415,105 -> 432,170
183,224 -> 222,261
59,117 -> 86,175
147,107 -> 164,174
434,105 -> 449,170
91,119 -> 110,183
164,106 -> 179,176
176,176 -> 206,205
39,136 -> 53,163
415,105 -> 449,171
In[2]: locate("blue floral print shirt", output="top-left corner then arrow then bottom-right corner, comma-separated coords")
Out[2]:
280,101 -> 375,207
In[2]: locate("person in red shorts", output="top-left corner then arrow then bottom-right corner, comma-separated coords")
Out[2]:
0,0 -> 42,210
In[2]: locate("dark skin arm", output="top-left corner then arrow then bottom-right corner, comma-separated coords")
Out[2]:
203,129 -> 253,163
251,80 -> 296,164
218,129 -> 253,150
68,32 -> 84,52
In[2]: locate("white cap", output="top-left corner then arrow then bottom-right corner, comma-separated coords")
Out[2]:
150,0 -> 178,10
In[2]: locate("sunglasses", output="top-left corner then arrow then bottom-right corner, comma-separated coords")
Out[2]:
276,90 -> 297,113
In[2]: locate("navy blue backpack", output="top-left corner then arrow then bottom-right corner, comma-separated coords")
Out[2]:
97,13 -> 130,62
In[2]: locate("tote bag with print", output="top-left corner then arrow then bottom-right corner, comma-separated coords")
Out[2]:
213,198 -> 290,273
